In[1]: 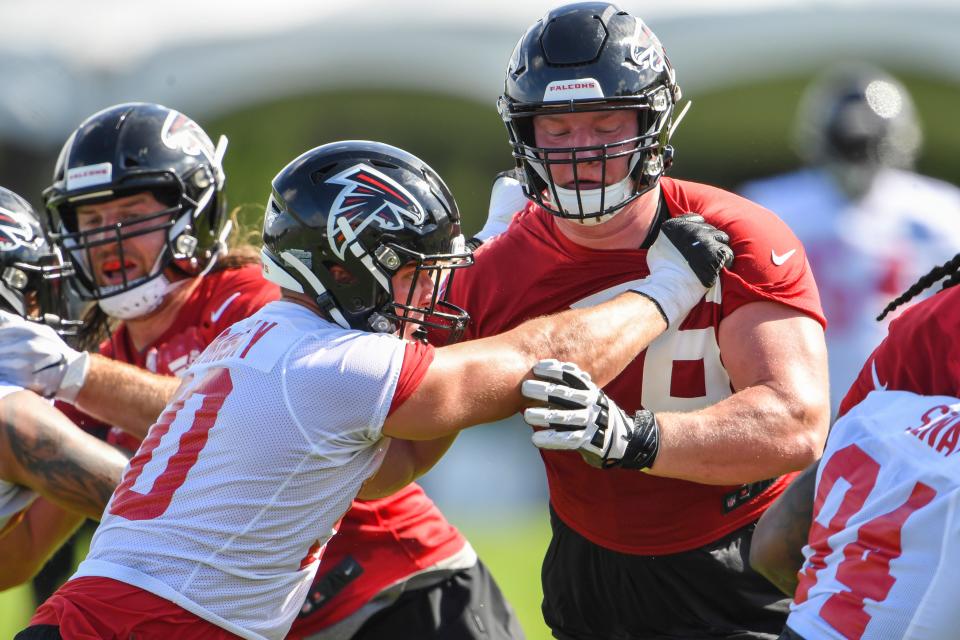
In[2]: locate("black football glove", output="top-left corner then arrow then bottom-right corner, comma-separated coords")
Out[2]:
631,213 -> 734,327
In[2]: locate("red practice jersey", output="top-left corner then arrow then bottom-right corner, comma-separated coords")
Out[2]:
101,265 -> 279,372
448,177 -> 826,555
839,284 -> 960,416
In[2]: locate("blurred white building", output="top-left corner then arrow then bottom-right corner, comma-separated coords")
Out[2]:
3,0 -> 960,148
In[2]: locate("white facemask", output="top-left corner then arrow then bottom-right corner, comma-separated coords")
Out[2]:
530,152 -> 643,226
97,274 -> 187,320
544,175 -> 634,225
92,221 -> 230,320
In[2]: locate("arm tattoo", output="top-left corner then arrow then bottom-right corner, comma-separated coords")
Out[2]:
1,400 -> 126,519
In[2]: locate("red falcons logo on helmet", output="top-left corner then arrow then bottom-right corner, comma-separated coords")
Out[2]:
0,207 -> 39,251
326,164 -> 426,260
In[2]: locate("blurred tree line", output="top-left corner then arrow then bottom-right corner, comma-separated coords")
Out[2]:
2,70 -> 958,238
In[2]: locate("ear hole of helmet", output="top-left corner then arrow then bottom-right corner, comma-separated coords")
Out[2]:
326,263 -> 359,286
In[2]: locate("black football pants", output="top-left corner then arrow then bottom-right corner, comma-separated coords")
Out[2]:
541,505 -> 789,640
350,560 -> 526,640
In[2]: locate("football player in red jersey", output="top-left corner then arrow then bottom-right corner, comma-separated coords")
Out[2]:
0,102 -> 278,444
751,256 -> 960,640
0,186 -> 128,590
0,104 -> 281,604
17,141 -> 732,640
441,3 -> 831,638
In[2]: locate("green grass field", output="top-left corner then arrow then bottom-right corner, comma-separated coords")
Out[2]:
0,512 -> 553,640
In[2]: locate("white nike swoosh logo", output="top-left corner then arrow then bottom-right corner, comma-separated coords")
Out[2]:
871,359 -> 887,390
771,249 -> 796,266
210,292 -> 242,323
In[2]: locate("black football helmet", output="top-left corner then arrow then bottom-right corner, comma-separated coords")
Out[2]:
498,2 -> 684,222
261,141 -> 472,342
42,102 -> 229,317
0,187 -> 80,335
794,63 -> 922,196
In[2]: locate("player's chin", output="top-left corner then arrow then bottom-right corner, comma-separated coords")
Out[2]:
400,322 -> 424,341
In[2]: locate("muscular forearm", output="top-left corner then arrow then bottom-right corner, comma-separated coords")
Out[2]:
0,498 -> 84,591
74,353 -> 182,439
474,291 -> 666,414
1,391 -> 129,520
651,383 -> 826,485
520,292 -> 668,388
391,292 -> 667,439
639,303 -> 830,484
750,462 -> 819,596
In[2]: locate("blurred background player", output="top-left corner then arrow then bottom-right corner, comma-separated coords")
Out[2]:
444,3 -> 831,638
18,140 -> 732,639
0,186 -> 128,590
740,62 -> 960,416
750,249 -> 960,639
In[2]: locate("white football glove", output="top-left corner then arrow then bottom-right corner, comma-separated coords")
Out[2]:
630,213 -> 733,327
473,172 -> 527,242
522,359 -> 659,470
0,311 -> 90,402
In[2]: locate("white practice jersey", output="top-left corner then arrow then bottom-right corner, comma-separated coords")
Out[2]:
0,382 -> 37,534
741,168 -> 960,415
788,389 -> 960,640
75,301 -> 414,640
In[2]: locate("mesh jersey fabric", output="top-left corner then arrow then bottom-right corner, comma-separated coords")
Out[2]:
787,389 -> 960,640
72,301 -> 431,640
55,265 -> 280,447
48,263 -> 470,636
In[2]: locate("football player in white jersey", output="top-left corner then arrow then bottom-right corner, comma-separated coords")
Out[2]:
740,63 -> 960,418
750,251 -> 960,639
18,140 -> 734,640
0,186 -> 128,590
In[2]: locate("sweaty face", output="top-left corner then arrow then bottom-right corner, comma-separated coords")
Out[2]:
75,192 -> 170,289
532,110 -> 640,191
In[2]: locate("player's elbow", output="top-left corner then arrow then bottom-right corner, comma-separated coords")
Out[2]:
747,543 -> 795,598
786,425 -> 826,472
747,529 -> 774,582
749,551 -> 800,598
781,388 -> 829,471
